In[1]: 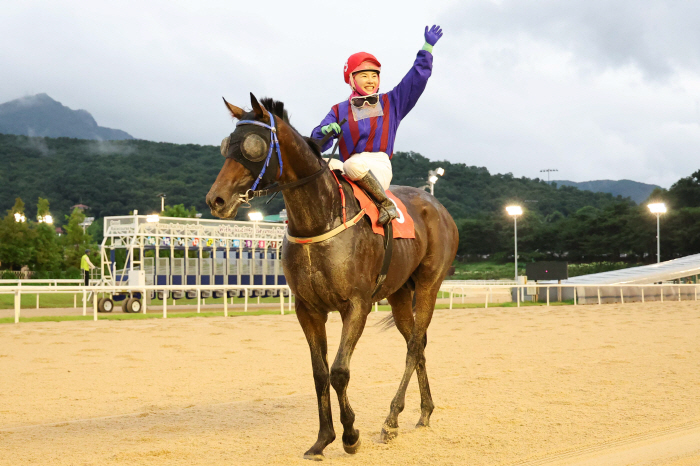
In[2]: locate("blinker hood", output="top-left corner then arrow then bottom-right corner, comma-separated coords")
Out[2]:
221,124 -> 280,189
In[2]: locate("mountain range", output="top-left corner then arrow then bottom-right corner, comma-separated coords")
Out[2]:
0,94 -> 661,204
553,179 -> 660,204
0,94 -> 133,141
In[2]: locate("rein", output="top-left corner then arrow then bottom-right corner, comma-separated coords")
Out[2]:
235,115 -> 347,206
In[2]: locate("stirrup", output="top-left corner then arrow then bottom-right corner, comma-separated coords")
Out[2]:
378,203 -> 397,225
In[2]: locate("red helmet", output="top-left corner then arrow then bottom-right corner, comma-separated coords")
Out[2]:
344,52 -> 381,84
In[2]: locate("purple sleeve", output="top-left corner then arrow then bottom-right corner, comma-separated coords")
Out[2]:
387,50 -> 433,120
311,108 -> 339,152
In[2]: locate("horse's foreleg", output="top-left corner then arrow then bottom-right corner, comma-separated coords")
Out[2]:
381,284 -> 438,442
296,302 -> 335,460
330,303 -> 370,454
387,287 -> 435,430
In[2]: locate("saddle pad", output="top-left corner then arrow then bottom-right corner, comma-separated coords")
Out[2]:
345,177 -> 416,239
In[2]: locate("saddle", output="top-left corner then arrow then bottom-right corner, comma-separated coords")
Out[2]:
338,172 -> 416,239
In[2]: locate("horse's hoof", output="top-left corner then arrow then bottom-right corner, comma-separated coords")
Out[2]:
416,419 -> 430,428
343,434 -> 361,454
380,425 -> 399,443
303,453 -> 325,461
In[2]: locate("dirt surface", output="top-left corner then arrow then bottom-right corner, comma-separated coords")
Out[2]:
1,302 -> 699,465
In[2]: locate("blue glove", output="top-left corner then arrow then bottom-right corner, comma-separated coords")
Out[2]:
321,122 -> 341,136
424,25 -> 443,46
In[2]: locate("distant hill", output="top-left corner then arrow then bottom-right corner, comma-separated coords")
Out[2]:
0,94 -> 133,140
553,179 -> 660,204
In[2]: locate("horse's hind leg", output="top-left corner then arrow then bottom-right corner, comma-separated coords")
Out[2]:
329,300 -> 371,454
381,283 -> 438,442
296,302 -> 336,460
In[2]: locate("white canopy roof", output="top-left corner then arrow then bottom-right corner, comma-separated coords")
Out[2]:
564,253 -> 700,285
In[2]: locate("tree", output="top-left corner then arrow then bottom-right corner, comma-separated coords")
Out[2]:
62,208 -> 96,269
162,204 -> 198,218
0,197 -> 34,270
32,198 -> 62,272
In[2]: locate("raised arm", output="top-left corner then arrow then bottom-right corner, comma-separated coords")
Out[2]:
388,25 -> 443,120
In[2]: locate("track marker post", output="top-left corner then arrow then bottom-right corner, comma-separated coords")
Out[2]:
642,288 -> 645,303
224,292 -> 228,317
93,291 -> 98,321
162,291 -> 167,319
620,288 -> 624,304
14,289 -> 20,324
279,292 -> 284,315
82,289 -> 87,316
597,288 -> 601,305
142,288 -> 147,313
197,289 -> 201,313
449,289 -> 453,309
244,291 -> 248,312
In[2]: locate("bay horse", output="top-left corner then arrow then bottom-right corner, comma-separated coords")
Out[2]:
206,94 -> 458,460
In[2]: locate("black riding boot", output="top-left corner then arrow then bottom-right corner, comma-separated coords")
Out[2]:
355,171 -> 397,225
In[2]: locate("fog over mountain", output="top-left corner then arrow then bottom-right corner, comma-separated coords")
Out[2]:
0,94 -> 133,141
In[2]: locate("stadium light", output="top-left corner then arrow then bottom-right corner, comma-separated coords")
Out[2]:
13,212 -> 26,223
146,214 -> 160,223
37,215 -> 53,224
427,167 -> 445,195
506,205 -> 523,281
647,203 -> 667,263
248,212 -> 264,222
157,193 -> 166,212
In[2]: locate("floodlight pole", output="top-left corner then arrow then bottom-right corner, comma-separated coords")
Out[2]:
514,216 -> 518,282
656,212 -> 661,264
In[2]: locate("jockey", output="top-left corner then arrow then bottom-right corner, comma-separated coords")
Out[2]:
311,25 -> 443,225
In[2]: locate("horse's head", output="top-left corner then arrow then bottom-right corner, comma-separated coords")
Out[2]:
206,93 -> 283,219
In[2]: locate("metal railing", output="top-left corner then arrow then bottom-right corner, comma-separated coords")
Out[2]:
3,282 -> 699,324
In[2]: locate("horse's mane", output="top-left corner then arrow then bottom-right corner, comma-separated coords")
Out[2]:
258,97 -> 322,157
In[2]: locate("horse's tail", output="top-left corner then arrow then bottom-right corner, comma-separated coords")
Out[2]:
376,300 -> 417,331
377,312 -> 397,331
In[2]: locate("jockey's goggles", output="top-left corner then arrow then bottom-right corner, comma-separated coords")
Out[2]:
351,94 -> 380,108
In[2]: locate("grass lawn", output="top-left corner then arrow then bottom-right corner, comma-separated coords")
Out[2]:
448,260 -> 642,280
0,292 -> 291,310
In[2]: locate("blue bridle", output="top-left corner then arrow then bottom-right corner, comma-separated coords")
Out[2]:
235,113 -> 283,191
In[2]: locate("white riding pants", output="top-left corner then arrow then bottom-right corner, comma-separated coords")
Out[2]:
326,151 -> 393,191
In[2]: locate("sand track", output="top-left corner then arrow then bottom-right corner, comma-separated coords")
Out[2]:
1,302 -> 699,465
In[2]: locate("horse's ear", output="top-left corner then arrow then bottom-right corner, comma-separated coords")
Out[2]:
222,97 -> 244,119
250,93 -> 269,119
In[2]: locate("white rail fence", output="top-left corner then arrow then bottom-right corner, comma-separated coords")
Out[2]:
2,282 -> 699,324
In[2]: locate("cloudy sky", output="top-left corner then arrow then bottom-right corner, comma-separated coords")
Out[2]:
2,0 -> 699,187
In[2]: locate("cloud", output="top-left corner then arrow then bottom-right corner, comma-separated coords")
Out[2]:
1,0 -> 699,188
22,134 -> 51,156
443,0 -> 700,80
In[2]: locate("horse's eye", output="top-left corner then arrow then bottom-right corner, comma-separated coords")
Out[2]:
220,136 -> 231,157
241,133 -> 267,162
